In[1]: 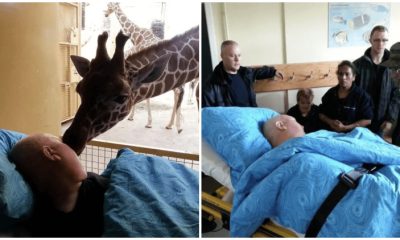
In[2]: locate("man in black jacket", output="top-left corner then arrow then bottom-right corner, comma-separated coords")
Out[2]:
202,40 -> 283,107
353,25 -> 400,140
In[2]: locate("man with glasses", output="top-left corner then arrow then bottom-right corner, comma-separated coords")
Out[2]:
353,25 -> 400,141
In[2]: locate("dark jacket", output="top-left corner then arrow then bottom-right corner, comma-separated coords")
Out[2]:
202,61 -> 277,107
319,84 -> 373,131
353,48 -> 400,132
29,173 -> 109,237
287,104 -> 321,133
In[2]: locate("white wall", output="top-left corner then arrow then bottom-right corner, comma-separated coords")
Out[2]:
224,3 -> 285,66
206,2 -> 400,112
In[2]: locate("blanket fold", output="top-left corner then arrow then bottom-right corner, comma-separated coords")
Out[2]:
101,149 -> 199,237
231,128 -> 400,237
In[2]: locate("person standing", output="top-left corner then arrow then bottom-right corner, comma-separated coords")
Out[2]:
202,40 -> 283,107
353,25 -> 400,139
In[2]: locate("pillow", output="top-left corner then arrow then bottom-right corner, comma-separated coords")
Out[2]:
201,107 -> 279,187
0,129 -> 33,229
201,138 -> 233,191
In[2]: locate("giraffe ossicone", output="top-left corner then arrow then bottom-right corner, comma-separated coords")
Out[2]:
63,26 -> 199,155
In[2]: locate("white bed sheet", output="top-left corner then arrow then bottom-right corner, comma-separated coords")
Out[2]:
201,138 -> 234,191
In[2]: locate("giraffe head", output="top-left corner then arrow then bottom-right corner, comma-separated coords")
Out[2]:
104,2 -> 119,17
63,31 -> 131,155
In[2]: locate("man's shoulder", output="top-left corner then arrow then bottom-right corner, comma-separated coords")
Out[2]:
354,48 -> 372,66
287,105 -> 299,115
353,55 -> 368,65
238,65 -> 251,73
351,85 -> 370,98
311,104 -> 320,111
85,172 -> 109,190
326,85 -> 338,94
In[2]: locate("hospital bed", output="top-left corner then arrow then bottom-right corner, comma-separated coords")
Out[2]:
0,129 -> 199,237
201,107 -> 299,237
202,106 -> 400,237
202,61 -> 339,237
201,62 -> 400,237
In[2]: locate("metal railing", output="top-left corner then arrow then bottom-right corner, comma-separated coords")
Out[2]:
79,139 -> 199,174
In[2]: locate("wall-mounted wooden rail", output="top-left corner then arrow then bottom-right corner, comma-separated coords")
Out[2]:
254,61 -> 340,92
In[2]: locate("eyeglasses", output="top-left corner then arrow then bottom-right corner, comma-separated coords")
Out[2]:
372,38 -> 389,43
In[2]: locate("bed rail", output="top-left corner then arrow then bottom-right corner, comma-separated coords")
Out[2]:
79,139 -> 199,174
202,191 -> 298,237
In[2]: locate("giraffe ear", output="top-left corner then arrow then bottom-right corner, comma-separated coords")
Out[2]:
136,54 -> 172,84
71,55 -> 91,77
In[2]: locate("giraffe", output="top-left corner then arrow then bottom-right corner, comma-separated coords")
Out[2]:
187,78 -> 199,104
104,2 -> 190,132
63,26 -> 199,155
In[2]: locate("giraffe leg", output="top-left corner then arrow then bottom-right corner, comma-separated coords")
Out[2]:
166,89 -> 178,130
195,81 -> 199,111
176,106 -> 183,134
128,105 -> 135,121
187,81 -> 194,105
145,99 -> 152,128
175,86 -> 184,134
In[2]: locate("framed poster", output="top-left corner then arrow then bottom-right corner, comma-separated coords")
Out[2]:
328,3 -> 390,48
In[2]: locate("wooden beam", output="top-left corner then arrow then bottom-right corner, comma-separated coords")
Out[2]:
254,61 -> 340,92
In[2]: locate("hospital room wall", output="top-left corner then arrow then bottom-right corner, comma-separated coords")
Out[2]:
206,2 -> 400,113
0,3 -> 61,135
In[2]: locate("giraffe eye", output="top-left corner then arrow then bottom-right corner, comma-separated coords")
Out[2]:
113,95 -> 128,104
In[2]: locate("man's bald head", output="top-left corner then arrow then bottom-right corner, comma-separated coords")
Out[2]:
263,115 -> 305,147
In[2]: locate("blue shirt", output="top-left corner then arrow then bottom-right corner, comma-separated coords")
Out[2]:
226,73 -> 251,107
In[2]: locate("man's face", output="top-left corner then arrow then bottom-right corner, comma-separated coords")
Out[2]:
221,44 -> 241,74
337,65 -> 355,90
44,135 -> 87,182
370,30 -> 388,55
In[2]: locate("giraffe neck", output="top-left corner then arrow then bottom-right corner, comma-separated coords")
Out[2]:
113,6 -> 160,51
125,26 -> 199,105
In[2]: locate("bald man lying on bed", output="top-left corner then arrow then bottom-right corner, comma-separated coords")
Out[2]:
9,133 -> 108,237
263,114 -> 306,147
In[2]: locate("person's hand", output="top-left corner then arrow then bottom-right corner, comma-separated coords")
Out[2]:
275,71 -> 284,80
330,120 -> 347,132
327,119 -> 339,131
380,121 -> 393,141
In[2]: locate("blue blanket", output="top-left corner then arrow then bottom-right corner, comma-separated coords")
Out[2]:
101,149 -> 199,237
231,128 -> 400,237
